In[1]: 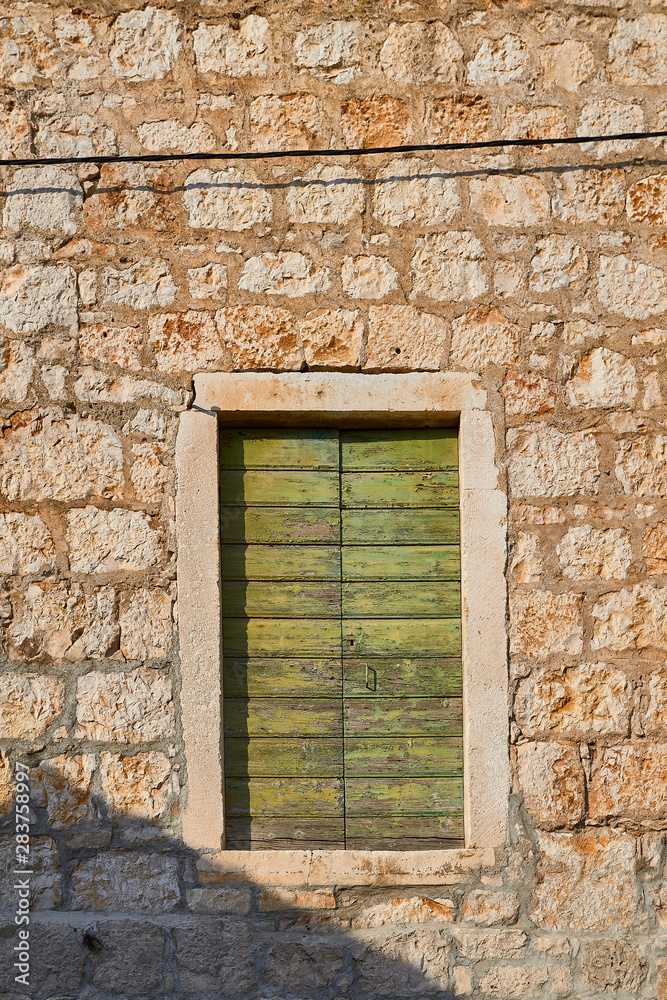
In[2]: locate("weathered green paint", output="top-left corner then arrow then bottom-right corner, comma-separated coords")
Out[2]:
220,429 -> 339,470
224,658 -> 342,697
341,429 -> 458,471
223,617 -> 341,656
344,737 -> 463,777
225,777 -> 344,816
344,696 -> 463,737
224,736 -> 344,777
224,698 -> 343,737
343,545 -> 460,581
220,506 -> 341,544
221,470 -> 339,506
222,544 -> 341,581
226,817 -> 345,850
343,657 -> 462,697
223,581 -> 341,618
342,581 -> 461,618
342,508 -> 459,544
345,777 -> 463,815
343,618 -> 462,657
346,815 -> 464,850
342,471 -> 459,508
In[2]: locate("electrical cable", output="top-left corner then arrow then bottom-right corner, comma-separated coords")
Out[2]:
1,129 -> 667,169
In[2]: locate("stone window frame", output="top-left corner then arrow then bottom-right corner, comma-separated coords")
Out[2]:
175,372 -> 509,878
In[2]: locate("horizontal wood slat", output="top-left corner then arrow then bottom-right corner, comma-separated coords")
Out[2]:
224,658 -> 342,697
343,545 -> 460,581
225,777 -> 344,817
226,817 -> 345,850
346,815 -> 464,851
344,696 -> 463,737
222,545 -> 341,581
223,581 -> 341,618
340,429 -> 457,471
344,737 -> 463,777
342,581 -> 460,618
221,470 -> 339,506
343,618 -> 462,657
220,429 -> 339,470
342,508 -> 459,544
220,507 -> 340,544
342,471 -> 459,508
224,698 -> 343,737
224,737 -> 344,777
345,777 -> 463,816
343,657 -> 462,697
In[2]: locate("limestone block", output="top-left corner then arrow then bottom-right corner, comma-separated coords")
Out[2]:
380,21 -> 463,85
119,588 -> 172,660
266,941 -> 343,989
124,409 -> 167,440
130,442 -> 173,505
73,370 -> 184,408
411,232 -> 487,302
79,323 -> 143,371
557,526 -> 631,580
643,522 -> 667,573
503,104 -> 567,140
184,167 -> 272,231
137,119 -> 215,154
509,531 -> 543,583
3,166 -> 82,235
194,16 -> 269,77
352,930 -> 451,994
645,673 -> 667,736
100,751 -> 174,820
450,305 -> 519,369
148,311 -> 224,373
103,258 -> 177,309
66,507 -> 161,575
342,255 -> 398,299
529,235 -> 588,291
516,742 -> 586,830
553,169 -> 625,224
187,886 -> 253,915
0,14 -> 64,87
469,176 -> 549,227
0,98 -> 31,157
24,924 -> 83,994
608,15 -> 667,86
530,830 -> 637,931
71,852 -> 180,911
341,95 -> 409,148
374,157 -> 460,228
627,175 -> 667,225
578,100 -> 643,157
582,939 -> 645,992
286,164 -> 364,224
659,958 -> 667,1000
0,264 -> 77,334
75,667 -> 175,741
36,112 -> 116,159
500,371 -> 556,417
0,513 -> 55,577
187,264 -> 227,301
294,21 -> 359,83
599,255 -> 667,320
567,347 -> 637,408
239,252 -> 330,296
616,437 -> 667,495
592,583 -> 667,651
32,753 -> 98,827
9,583 -> 119,661
0,836 -> 60,909
298,308 -> 363,368
250,93 -> 326,151
216,306 -> 303,370
462,890 -> 519,926
0,408 -> 123,501
353,896 -> 454,928
365,305 -> 448,371
540,40 -> 596,90
424,95 -> 493,143
174,921 -> 256,992
453,929 -> 527,960
510,590 -> 583,660
110,7 -> 181,81
478,964 -> 572,997
0,754 -> 12,814
40,364 -> 67,400
589,745 -> 667,823
507,424 -> 600,497
514,662 -> 631,737
84,164 -> 170,232
89,922 -> 164,994
0,674 -> 64,739
468,34 -> 530,85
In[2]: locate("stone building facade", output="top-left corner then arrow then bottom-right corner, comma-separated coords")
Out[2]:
1,0 -> 667,996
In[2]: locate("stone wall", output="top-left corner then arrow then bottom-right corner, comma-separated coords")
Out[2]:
1,0 -> 667,996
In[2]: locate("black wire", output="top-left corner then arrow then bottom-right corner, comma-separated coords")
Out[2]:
1,129 -> 667,168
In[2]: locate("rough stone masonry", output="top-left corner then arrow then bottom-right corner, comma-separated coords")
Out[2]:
1,0 -> 667,996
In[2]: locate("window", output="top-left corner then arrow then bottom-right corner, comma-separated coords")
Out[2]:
176,372 -> 509,872
220,428 -> 463,850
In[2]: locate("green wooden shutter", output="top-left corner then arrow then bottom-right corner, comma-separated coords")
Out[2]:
220,428 -> 463,850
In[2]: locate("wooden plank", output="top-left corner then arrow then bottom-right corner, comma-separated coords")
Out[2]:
222,618 -> 341,656
344,737 -> 463,777
343,545 -> 460,581
222,545 -> 340,581
346,816 -> 464,851
224,698 -> 343,737
342,471 -> 458,508
219,429 -> 339,470
342,508 -> 459,544
344,697 -> 463,737
225,777 -> 344,816
343,581 -> 460,618
225,817 -> 345,850
220,506 -> 340,544
343,657 -> 462,697
344,777 -> 463,816
341,430 -> 458,471
343,618 -> 461,657
223,658 -> 342,697
224,737 -> 344,777
220,471 -> 339,506
223,581 -> 341,618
